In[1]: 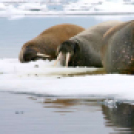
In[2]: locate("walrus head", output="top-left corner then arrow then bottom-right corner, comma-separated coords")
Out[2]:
19,42 -> 51,63
54,40 -> 80,67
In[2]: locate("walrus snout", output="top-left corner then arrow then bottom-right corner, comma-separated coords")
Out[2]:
54,52 -> 71,67
19,47 -> 38,63
54,40 -> 80,67
19,24 -> 85,63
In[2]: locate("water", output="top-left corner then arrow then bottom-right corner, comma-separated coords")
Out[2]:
1,16 -> 134,134
0,92 -> 134,134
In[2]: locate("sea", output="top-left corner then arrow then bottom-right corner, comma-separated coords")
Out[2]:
1,15 -> 134,134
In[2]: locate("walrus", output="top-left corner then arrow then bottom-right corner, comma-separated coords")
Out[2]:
19,23 -> 85,63
101,20 -> 134,74
55,20 -> 122,67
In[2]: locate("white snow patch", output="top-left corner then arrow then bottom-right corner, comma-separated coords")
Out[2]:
0,58 -> 134,102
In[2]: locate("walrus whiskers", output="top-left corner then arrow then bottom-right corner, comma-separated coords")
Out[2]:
54,52 -> 62,66
37,52 -> 51,58
66,52 -> 71,67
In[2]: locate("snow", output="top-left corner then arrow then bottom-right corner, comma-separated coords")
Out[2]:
0,58 -> 134,102
94,1 -> 134,12
1,0 -> 134,19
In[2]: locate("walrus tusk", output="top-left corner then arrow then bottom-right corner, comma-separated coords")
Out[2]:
54,52 -> 62,66
65,52 -> 71,67
37,52 -> 51,58
19,49 -> 24,62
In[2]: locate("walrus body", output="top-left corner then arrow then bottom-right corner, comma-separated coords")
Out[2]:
101,20 -> 134,74
19,24 -> 85,63
56,21 -> 122,67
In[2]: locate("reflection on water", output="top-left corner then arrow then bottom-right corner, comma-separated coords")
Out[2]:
43,98 -> 102,112
28,96 -> 134,134
102,103 -> 134,134
1,92 -> 134,134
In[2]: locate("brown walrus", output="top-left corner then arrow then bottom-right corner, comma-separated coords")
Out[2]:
101,20 -> 134,74
19,23 -> 85,63
55,20 -> 122,67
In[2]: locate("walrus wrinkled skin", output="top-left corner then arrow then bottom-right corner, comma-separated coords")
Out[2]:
101,20 -> 134,74
19,24 -> 85,63
56,21 -> 122,67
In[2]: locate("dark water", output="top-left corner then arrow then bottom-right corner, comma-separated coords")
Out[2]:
0,92 -> 134,134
